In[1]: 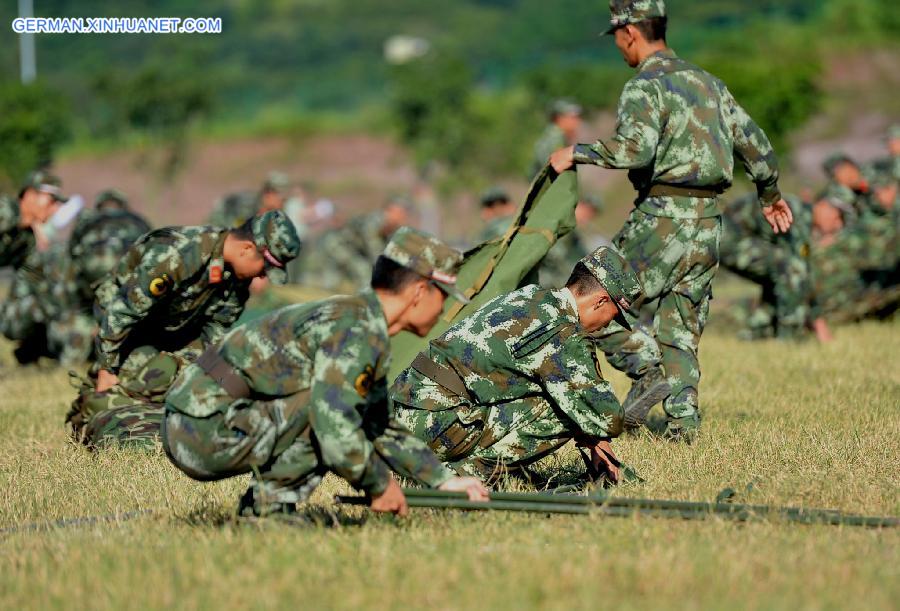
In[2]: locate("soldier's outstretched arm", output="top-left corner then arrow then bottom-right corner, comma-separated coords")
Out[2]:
307,324 -> 393,496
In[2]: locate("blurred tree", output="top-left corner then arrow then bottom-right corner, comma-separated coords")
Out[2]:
0,81 -> 71,191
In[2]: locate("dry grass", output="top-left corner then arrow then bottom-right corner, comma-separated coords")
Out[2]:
0,321 -> 898,610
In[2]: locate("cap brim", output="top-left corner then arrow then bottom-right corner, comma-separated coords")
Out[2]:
435,281 -> 470,305
266,267 -> 288,285
613,303 -> 633,331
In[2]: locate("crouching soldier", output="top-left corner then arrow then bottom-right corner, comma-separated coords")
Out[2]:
162,227 -> 488,519
390,247 -> 649,485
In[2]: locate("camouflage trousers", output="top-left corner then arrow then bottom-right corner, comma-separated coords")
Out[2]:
67,347 -> 187,450
394,395 -> 573,482
593,209 -> 722,426
163,390 -> 325,510
720,231 -> 810,338
0,263 -> 61,363
47,310 -> 96,366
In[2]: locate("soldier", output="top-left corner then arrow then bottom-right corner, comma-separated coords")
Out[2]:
719,193 -> 830,341
162,227 -> 488,519
48,189 -> 152,365
865,125 -> 900,184
208,171 -> 292,229
391,247 -> 645,483
66,210 -> 301,447
0,171 -> 67,364
476,188 -> 517,243
821,153 -> 872,222
540,195 -> 603,287
530,99 -> 583,179
549,0 -> 792,441
302,196 -> 413,292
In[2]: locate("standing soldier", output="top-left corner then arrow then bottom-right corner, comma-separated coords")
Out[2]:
163,227 -> 487,519
391,247 -> 644,484
208,171 -> 292,229
67,210 -> 300,446
549,0 -> 792,441
49,189 -> 152,365
476,188 -> 518,243
530,100 -> 583,179
0,171 -> 66,364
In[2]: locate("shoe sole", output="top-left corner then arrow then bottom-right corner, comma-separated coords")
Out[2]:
623,379 -> 672,430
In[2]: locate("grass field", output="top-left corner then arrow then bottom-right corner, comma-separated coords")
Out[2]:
0,320 -> 898,610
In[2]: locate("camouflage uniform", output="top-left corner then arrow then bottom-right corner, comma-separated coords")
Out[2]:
865,125 -> 900,183
162,227 -> 466,515
391,247 -> 642,481
477,214 -> 515,244
302,212 -> 390,292
575,0 -> 782,433
720,194 -> 813,339
70,211 -> 301,448
530,100 -> 581,178
49,203 -> 152,364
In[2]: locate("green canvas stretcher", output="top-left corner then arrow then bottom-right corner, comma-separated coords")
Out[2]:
389,166 -> 579,379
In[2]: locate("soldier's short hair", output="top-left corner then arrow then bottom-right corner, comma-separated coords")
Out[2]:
566,262 -> 604,296
632,16 -> 667,42
371,255 -> 425,292
229,217 -> 255,241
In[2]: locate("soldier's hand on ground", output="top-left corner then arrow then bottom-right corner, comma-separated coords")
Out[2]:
370,475 -> 409,517
95,369 -> 119,393
549,146 -> 576,174
438,476 -> 490,502
762,199 -> 794,234
589,439 -> 621,484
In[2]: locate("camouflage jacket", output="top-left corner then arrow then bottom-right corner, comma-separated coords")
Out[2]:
722,194 -> 811,254
94,226 -> 251,372
391,285 -> 624,439
531,124 -> 567,178
865,155 -> 900,184
573,49 -> 781,219
0,195 -> 35,270
820,181 -> 875,224
166,289 -> 455,493
303,213 -> 387,290
208,191 -> 258,228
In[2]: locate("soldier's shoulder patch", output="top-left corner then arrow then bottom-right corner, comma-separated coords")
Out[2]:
149,274 -> 173,297
208,258 -> 224,284
354,365 -> 375,398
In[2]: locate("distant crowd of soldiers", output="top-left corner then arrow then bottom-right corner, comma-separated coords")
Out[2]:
0,0 -> 897,519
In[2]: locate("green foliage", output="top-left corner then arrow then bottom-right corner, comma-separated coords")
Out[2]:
0,81 -> 71,191
820,0 -> 900,42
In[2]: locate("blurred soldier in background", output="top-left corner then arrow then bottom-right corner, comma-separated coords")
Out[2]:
865,124 -> 900,184
48,189 -> 152,365
208,171 -> 292,228
821,153 -> 872,222
0,171 -> 67,364
476,187 -> 517,243
302,195 -> 413,292
540,195 -> 602,288
530,100 -> 583,179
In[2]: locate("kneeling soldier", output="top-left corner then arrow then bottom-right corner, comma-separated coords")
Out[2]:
391,247 -> 643,484
163,227 -> 488,518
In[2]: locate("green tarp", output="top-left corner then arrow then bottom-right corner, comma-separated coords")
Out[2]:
389,167 -> 579,379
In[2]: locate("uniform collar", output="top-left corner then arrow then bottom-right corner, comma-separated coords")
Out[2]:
556,287 -> 580,324
360,288 -> 389,336
637,47 -> 678,72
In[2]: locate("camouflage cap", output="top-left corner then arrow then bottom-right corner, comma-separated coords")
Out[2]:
549,99 -> 583,119
887,124 -> 900,141
382,226 -> 469,304
822,152 -> 856,177
94,188 -> 129,209
251,210 -> 302,285
579,246 -> 642,330
480,187 -> 512,208
20,170 -> 68,202
605,0 -> 666,34
262,171 -> 291,195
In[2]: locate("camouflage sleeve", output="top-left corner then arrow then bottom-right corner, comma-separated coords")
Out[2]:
536,337 -> 624,439
721,86 -> 782,206
95,243 -> 186,372
307,322 -> 392,495
201,284 -> 250,345
572,79 -> 660,169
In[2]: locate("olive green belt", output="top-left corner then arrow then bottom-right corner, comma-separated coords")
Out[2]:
197,346 -> 251,399
645,184 -> 724,199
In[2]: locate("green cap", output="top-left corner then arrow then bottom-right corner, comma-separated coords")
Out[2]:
549,99 -> 583,119
605,0 -> 666,34
262,171 -> 291,195
94,188 -> 129,209
580,246 -> 642,330
251,210 -> 302,285
480,187 -> 511,208
21,170 -> 67,202
822,153 -> 856,177
887,124 -> 900,141
382,226 -> 469,304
